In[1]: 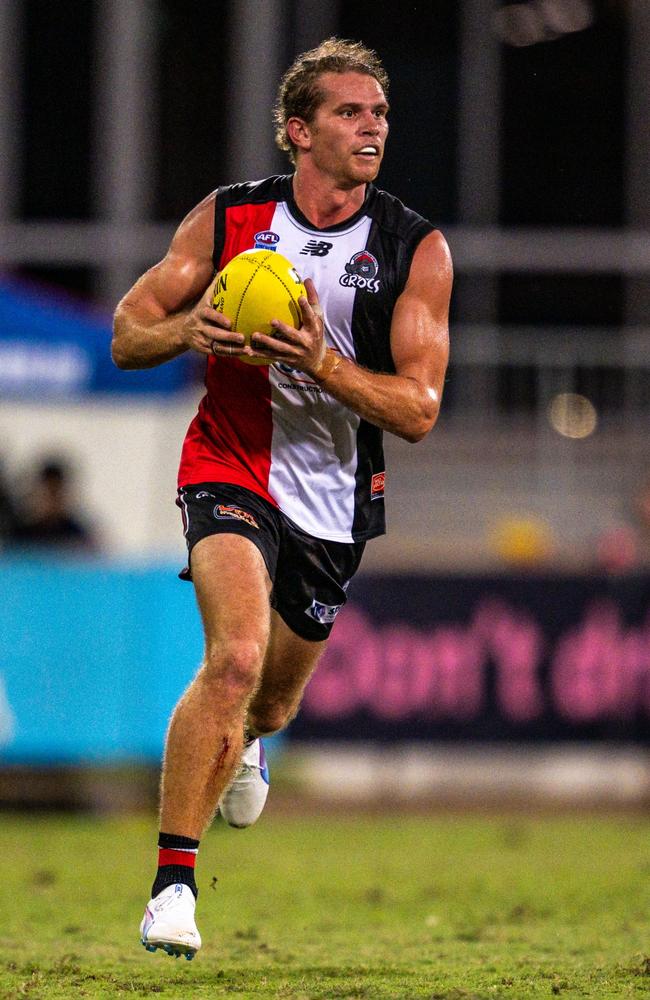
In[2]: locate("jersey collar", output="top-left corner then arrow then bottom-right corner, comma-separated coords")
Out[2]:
281,174 -> 376,233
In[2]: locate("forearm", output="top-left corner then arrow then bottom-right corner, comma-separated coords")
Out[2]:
316,354 -> 440,443
112,301 -> 191,370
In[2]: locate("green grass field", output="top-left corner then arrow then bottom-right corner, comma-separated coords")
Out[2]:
0,811 -> 648,999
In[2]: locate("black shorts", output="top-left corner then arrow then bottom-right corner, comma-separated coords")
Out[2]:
177,482 -> 365,642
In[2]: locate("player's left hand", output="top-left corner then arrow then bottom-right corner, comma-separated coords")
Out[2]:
247,278 -> 327,375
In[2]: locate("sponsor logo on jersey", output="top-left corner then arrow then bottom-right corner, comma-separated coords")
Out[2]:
274,362 -> 323,392
300,239 -> 333,257
371,471 -> 386,500
339,250 -> 380,292
195,491 -> 216,500
275,361 -> 315,381
213,504 -> 260,529
253,230 -> 280,250
305,598 -> 344,625
276,382 -> 323,394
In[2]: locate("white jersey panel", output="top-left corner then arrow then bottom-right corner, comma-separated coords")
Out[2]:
265,205 -> 373,541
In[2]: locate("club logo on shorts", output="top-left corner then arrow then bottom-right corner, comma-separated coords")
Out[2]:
213,504 -> 260,529
253,230 -> 280,251
339,251 -> 380,293
305,599 -> 344,625
371,471 -> 386,500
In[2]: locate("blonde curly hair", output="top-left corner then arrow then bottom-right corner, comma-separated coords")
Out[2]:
273,37 -> 389,164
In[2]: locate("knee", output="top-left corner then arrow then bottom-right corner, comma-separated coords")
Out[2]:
248,699 -> 296,736
202,639 -> 264,697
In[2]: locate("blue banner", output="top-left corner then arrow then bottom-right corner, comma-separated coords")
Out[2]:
0,279 -> 194,396
0,560 -> 205,762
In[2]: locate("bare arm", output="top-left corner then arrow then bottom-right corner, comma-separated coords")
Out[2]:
251,229 -> 452,443
111,192 -> 247,369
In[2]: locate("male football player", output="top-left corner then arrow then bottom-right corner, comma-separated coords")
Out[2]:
112,37 -> 452,959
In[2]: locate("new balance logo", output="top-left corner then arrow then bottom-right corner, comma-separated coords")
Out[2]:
300,240 -> 333,257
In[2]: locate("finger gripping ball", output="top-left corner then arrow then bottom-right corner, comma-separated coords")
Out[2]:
212,250 -> 307,366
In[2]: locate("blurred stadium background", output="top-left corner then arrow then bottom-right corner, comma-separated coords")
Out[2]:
0,0 -> 649,812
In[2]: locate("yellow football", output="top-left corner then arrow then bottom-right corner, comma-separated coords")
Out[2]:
211,250 -> 307,366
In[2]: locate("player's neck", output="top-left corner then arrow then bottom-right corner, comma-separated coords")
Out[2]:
292,170 -> 367,230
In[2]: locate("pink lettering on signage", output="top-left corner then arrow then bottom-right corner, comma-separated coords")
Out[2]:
301,598 -> 650,726
429,627 -> 483,719
471,600 -> 544,722
552,601 -> 650,722
365,624 -> 483,720
302,609 -> 379,718
303,600 -> 544,723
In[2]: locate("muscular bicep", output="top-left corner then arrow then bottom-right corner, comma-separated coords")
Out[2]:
120,191 -> 217,321
127,250 -> 214,321
390,229 -> 452,402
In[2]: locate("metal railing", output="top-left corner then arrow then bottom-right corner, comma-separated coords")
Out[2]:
445,323 -> 650,430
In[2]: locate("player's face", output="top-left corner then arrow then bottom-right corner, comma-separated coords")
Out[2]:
306,71 -> 389,187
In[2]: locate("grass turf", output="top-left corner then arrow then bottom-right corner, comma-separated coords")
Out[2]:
0,812 -> 648,999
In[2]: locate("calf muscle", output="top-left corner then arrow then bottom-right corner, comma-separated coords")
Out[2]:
159,535 -> 272,839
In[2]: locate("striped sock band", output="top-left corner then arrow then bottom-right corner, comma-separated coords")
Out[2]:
152,831 -> 200,900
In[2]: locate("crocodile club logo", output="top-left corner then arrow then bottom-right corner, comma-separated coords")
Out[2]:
339,250 -> 380,293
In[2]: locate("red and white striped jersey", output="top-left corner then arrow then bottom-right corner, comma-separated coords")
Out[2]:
178,175 -> 433,543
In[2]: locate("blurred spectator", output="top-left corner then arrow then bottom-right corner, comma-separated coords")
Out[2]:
0,460 -> 20,546
594,523 -> 639,575
591,480 -> 650,573
8,457 -> 96,551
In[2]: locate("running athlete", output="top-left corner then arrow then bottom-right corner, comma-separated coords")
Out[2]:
112,38 -> 452,960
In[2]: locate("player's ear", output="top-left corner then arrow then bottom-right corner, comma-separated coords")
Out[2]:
286,116 -> 312,153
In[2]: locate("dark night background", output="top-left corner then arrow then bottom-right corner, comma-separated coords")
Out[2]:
17,0 -> 627,331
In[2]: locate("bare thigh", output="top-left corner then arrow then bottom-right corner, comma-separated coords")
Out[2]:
191,533 -> 272,661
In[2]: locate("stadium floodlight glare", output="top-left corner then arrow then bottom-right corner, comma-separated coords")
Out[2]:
548,392 -> 598,439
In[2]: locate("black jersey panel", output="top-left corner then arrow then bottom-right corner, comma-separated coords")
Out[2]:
220,175 -> 291,207
212,186 -> 227,270
349,219 -> 400,375
348,189 -> 435,539
350,191 -> 435,374
351,421 -> 386,541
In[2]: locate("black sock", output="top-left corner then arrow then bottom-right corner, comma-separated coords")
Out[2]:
152,831 -> 200,899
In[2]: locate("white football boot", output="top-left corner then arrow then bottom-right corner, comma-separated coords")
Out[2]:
140,883 -> 201,960
219,738 -> 269,828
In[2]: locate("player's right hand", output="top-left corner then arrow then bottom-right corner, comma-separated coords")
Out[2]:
181,282 -> 246,358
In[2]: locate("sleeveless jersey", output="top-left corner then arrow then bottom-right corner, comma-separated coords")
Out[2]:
178,174 -> 434,543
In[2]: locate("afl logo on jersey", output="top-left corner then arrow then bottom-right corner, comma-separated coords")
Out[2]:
339,251 -> 380,293
253,230 -> 280,250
